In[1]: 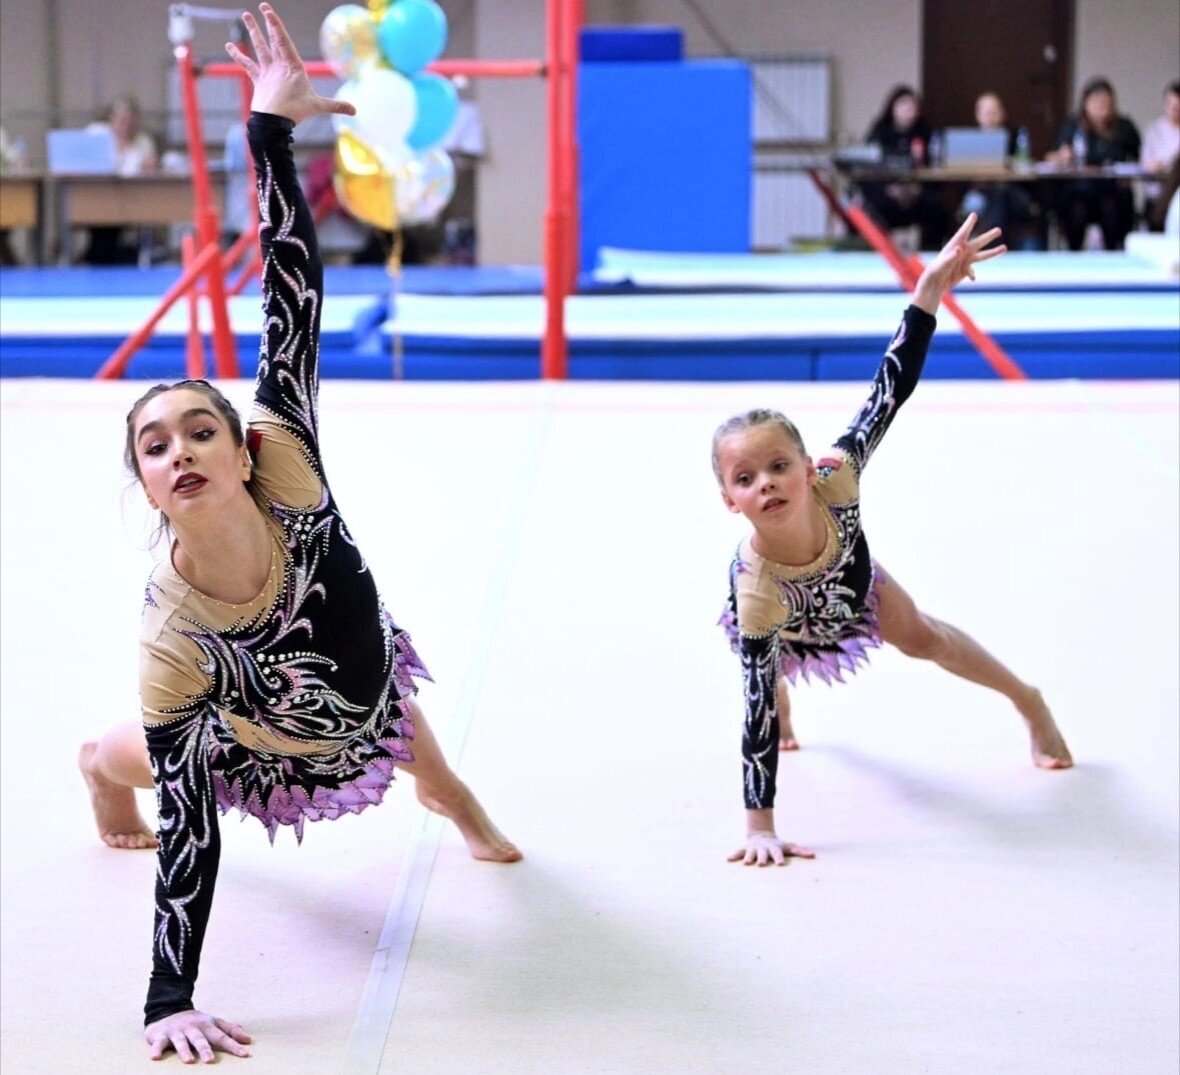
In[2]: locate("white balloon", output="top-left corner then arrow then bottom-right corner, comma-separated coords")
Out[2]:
395,147 -> 456,224
333,68 -> 418,157
331,81 -> 360,135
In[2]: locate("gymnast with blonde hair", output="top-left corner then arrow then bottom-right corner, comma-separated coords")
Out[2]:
714,215 -> 1073,867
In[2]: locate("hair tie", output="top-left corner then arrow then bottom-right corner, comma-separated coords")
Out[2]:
247,428 -> 263,456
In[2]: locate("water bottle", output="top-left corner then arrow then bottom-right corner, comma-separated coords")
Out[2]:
928,131 -> 943,168
1071,127 -> 1087,166
1014,127 -> 1031,172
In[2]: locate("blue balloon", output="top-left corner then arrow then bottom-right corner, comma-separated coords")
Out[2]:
406,73 -> 459,150
378,0 -> 447,75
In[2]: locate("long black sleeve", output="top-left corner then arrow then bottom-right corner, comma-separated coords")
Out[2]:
248,111 -> 326,473
143,711 -> 221,1025
833,305 -> 935,475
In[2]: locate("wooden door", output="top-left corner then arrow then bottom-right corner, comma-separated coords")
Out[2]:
922,0 -> 1073,157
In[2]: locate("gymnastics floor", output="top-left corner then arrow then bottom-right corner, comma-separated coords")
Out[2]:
1,375 -> 1176,1075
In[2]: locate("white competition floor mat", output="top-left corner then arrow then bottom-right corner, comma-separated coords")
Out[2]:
1,378 -> 1177,1074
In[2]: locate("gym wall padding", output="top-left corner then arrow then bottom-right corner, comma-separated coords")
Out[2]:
578,59 -> 751,272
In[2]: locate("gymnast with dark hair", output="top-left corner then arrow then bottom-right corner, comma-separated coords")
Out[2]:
77,6 -> 520,1062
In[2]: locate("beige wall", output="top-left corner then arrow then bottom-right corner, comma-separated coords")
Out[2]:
2,0 -> 1176,262
0,0 -> 473,146
1073,0 -> 1179,133
586,0 -> 922,141
472,0 -> 547,265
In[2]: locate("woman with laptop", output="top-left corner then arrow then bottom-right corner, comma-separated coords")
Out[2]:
81,95 -> 158,264
958,92 -> 1041,249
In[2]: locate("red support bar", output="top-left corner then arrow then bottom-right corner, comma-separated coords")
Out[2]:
181,234 -> 207,380
96,240 -> 222,379
842,203 -> 921,288
199,60 -> 546,81
541,0 -> 569,379
177,45 -> 239,378
559,0 -> 582,294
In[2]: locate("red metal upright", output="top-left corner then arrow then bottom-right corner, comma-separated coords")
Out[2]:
560,0 -> 582,295
177,44 -> 239,377
542,0 -> 569,379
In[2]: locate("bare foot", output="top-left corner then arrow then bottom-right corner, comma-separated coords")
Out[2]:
78,742 -> 158,850
1018,690 -> 1073,770
416,780 -> 522,862
778,718 -> 800,752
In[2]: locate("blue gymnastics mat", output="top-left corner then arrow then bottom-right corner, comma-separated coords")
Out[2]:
1,257 -> 1177,380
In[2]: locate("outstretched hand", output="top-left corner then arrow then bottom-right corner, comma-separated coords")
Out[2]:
226,3 -> 356,126
912,212 -> 1007,314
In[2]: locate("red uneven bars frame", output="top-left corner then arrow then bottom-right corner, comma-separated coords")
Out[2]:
98,0 -> 580,381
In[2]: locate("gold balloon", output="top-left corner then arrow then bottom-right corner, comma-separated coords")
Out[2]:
333,130 -> 399,232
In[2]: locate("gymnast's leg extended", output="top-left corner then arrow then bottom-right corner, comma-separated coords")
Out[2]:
873,564 -> 1073,769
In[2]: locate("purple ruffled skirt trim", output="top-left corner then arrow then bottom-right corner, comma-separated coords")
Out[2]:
720,572 -> 884,688
209,630 -> 431,843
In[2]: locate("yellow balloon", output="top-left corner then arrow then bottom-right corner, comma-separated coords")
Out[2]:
334,131 -> 399,231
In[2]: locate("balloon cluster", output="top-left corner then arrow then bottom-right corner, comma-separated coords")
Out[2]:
320,0 -> 458,230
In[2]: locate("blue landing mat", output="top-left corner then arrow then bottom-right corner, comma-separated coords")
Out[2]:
3,267 -> 1177,381
0,264 -> 546,299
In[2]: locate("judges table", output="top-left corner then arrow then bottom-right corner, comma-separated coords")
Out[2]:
0,174 -> 40,229
0,174 -> 43,263
819,160 -> 1164,254
51,172 -> 225,265
835,162 -> 1160,185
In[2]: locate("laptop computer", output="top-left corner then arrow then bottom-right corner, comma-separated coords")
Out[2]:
942,128 -> 1009,169
45,128 -> 117,174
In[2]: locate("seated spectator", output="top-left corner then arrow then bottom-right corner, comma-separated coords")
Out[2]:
859,85 -> 950,250
0,125 -> 27,265
1047,77 -> 1141,250
1150,154 -> 1180,232
1141,80 -> 1180,230
81,95 -> 158,264
960,91 -> 1041,248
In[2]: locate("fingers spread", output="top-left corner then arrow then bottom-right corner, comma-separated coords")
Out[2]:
169,1032 -> 194,1063
969,226 -> 1003,249
951,213 -> 976,244
241,11 -> 272,65
261,3 -> 300,64
191,1031 -> 215,1063
225,42 -> 259,79
214,1017 -> 252,1044
326,97 -> 358,116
